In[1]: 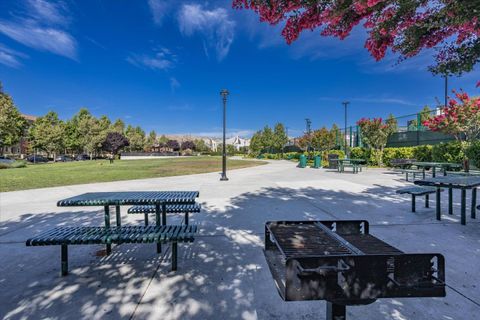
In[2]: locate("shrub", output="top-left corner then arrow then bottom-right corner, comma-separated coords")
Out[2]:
432,141 -> 465,163
350,147 -> 369,161
412,145 -> 433,161
382,147 -> 415,166
321,149 -> 345,167
466,141 -> 480,168
0,160 -> 27,169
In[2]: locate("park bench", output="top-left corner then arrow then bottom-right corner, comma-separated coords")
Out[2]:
396,186 -> 443,212
26,225 -> 197,276
128,203 -> 201,225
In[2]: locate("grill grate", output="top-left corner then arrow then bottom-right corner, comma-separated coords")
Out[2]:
269,223 -> 352,258
340,234 -> 403,255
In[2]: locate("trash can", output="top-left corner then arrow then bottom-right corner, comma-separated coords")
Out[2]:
313,155 -> 321,169
298,154 -> 307,168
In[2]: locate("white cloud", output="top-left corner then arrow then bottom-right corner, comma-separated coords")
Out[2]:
170,77 -> 180,92
178,4 -> 235,61
27,0 -> 69,26
0,0 -> 77,59
318,96 -> 420,107
127,47 -> 176,71
148,0 -> 172,25
0,44 -> 27,68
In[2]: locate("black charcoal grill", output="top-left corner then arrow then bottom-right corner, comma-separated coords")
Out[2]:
264,220 -> 446,320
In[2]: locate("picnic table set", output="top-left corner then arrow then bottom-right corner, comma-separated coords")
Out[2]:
334,158 -> 366,174
23,170 -> 453,320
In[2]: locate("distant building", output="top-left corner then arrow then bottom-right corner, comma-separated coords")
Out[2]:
203,138 -> 218,151
3,114 -> 37,158
225,136 -> 250,151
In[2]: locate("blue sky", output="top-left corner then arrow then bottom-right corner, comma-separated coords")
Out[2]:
0,0 -> 478,137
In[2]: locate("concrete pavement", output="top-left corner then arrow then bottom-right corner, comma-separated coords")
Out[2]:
0,160 -> 479,319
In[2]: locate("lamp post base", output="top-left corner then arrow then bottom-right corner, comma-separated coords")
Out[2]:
220,174 -> 229,181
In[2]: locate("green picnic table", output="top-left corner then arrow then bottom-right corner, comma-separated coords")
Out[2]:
415,176 -> 480,225
335,158 -> 365,174
412,162 -> 462,178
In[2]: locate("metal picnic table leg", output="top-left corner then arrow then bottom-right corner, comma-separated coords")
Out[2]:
422,168 -> 426,179
155,204 -> 161,253
115,205 -> 121,227
425,194 -> 429,208
104,205 -> 111,255
162,203 -> 167,225
461,189 -> 466,225
471,188 -> 477,219
61,244 -> 68,276
432,166 -> 436,178
436,188 -> 442,221
411,195 -> 416,212
448,188 -> 453,215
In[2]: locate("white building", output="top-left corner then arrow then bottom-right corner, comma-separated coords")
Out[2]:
226,136 -> 250,151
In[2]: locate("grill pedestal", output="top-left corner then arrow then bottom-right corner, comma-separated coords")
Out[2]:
327,302 -> 346,320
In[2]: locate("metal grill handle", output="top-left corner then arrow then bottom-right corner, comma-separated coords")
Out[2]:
297,260 -> 350,276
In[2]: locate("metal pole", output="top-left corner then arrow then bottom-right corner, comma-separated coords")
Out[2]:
220,89 -> 229,181
444,74 -> 448,108
342,101 -> 350,156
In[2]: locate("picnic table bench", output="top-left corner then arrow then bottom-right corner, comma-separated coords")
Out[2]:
26,225 -> 197,275
390,158 -> 416,169
128,203 -> 201,225
396,186 -> 443,213
335,158 -> 365,174
397,168 -> 425,181
412,162 -> 463,178
26,191 -> 200,276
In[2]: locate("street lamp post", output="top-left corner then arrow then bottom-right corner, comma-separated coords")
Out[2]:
220,89 -> 229,181
342,101 -> 350,157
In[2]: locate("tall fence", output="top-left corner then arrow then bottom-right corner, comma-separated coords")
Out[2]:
336,108 -> 456,148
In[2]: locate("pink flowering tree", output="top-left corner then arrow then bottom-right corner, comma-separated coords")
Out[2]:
357,117 -> 396,165
233,1 -> 480,75
423,92 -> 480,142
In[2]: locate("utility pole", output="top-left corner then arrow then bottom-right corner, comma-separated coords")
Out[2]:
342,101 -> 350,156
220,89 -> 229,181
305,118 -> 312,155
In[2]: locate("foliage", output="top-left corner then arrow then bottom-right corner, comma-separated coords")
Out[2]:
249,123 -> 288,154
234,0 -> 480,75
412,145 -> 433,162
311,126 -> 336,151
125,125 -> 146,151
0,85 -> 26,150
465,141 -> 480,168
194,139 -> 210,152
357,117 -> 397,165
29,111 -> 65,158
431,141 -> 466,163
0,160 -> 27,170
102,132 -> 129,155
423,90 -> 480,142
145,130 -> 157,151
181,140 -> 196,151
112,119 -> 125,133
166,139 -> 180,151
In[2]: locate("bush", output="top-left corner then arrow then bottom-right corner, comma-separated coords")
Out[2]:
466,141 -> 480,168
321,149 -> 345,167
432,141 -> 465,163
382,147 -> 415,166
350,147 -> 369,161
412,145 -> 433,162
0,160 -> 27,169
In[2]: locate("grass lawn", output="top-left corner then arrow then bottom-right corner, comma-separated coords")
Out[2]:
0,157 -> 266,192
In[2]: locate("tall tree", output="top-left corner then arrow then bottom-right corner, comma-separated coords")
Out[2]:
145,130 -> 157,151
234,1 -> 480,75
112,119 -> 125,133
0,83 -> 26,153
29,111 -> 65,159
273,123 -> 288,152
261,125 -> 274,153
311,126 -> 336,151
166,139 -> 180,151
125,125 -> 146,151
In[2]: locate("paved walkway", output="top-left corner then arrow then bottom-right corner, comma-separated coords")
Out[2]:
0,160 -> 479,319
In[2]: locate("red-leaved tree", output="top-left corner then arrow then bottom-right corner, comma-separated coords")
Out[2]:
233,0 -> 480,75
423,91 -> 480,142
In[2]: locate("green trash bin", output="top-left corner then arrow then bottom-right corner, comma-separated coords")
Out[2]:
298,154 -> 307,168
313,155 -> 321,169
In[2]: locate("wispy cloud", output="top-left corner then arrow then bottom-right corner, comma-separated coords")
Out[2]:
174,128 -> 255,138
178,4 -> 235,61
127,47 -> 176,71
148,0 -> 173,26
170,77 -> 180,92
0,0 -> 77,60
0,44 -> 27,68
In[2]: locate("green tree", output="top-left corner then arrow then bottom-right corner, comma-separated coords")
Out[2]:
0,83 -> 26,153
194,139 -> 209,152
75,109 -> 110,159
272,123 -> 288,153
385,114 -> 398,135
249,130 -> 263,154
357,117 -> 397,165
125,125 -> 145,151
29,111 -> 65,159
261,125 -> 274,153
158,134 -> 168,145
311,127 -> 336,151
145,130 -> 157,151
112,119 -> 125,133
